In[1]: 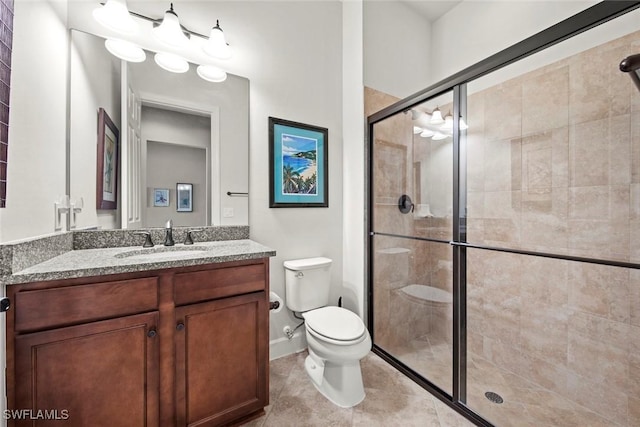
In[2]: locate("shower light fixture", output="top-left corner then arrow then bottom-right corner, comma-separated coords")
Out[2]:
93,1 -> 233,83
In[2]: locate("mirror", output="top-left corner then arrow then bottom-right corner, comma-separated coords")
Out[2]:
69,29 -> 249,230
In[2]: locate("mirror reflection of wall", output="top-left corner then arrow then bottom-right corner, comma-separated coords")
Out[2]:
70,30 -> 122,230
142,107 -> 210,228
69,29 -> 249,231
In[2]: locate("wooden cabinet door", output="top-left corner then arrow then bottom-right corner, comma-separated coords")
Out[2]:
13,312 -> 160,427
175,292 -> 268,427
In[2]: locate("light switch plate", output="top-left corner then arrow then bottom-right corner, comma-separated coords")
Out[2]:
223,207 -> 234,218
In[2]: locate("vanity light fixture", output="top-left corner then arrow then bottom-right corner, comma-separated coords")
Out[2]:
154,52 -> 190,73
93,0 -> 138,35
420,129 -> 435,138
196,64 -> 227,82
93,1 -> 233,83
432,132 -> 448,141
153,3 -> 190,49
413,126 -> 422,134
203,20 -> 232,60
430,107 -> 444,125
440,112 -> 453,131
105,39 -> 146,62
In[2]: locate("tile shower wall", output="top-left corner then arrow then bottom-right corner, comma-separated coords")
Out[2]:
464,30 -> 640,426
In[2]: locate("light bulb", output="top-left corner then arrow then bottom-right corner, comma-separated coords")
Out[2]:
154,52 -> 189,73
104,39 -> 146,62
197,65 -> 227,82
413,126 -> 422,135
432,132 -> 448,140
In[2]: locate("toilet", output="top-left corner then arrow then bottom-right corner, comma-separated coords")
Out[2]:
284,257 -> 371,408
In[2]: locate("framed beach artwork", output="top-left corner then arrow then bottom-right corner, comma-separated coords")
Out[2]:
153,188 -> 169,207
96,108 -> 119,210
268,117 -> 328,208
176,183 -> 193,212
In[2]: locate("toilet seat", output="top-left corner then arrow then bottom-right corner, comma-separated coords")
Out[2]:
303,306 -> 366,344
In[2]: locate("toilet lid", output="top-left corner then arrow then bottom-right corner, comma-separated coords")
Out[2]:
303,306 -> 365,341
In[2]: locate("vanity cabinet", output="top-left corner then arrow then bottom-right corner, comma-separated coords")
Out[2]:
6,258 -> 270,427
14,312 -> 160,427
175,293 -> 267,426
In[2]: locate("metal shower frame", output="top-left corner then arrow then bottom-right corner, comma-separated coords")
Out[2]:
366,2 -> 640,426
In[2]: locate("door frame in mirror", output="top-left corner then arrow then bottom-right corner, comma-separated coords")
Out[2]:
120,80 -> 221,229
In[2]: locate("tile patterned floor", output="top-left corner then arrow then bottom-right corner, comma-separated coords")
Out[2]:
241,351 -> 475,427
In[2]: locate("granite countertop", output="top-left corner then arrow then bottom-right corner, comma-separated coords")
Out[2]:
2,239 -> 276,285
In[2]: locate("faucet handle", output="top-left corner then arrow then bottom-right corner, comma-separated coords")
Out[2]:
184,229 -> 204,245
134,231 -> 154,248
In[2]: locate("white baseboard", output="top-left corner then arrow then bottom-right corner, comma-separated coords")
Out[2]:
269,330 -> 307,360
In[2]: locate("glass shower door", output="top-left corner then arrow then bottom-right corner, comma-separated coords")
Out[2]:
370,91 -> 455,395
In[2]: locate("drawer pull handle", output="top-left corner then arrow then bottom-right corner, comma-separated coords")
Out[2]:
147,329 -> 157,338
176,323 -> 185,331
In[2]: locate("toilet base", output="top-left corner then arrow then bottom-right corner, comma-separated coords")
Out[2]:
304,352 -> 366,408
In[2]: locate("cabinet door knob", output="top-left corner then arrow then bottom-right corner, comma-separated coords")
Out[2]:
147,329 -> 157,338
176,322 -> 185,331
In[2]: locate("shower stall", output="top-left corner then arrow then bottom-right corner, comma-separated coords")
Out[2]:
367,3 -> 640,426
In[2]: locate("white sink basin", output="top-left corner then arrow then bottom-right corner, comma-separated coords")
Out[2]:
114,246 -> 207,262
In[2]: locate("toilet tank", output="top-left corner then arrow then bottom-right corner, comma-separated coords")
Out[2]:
284,257 -> 332,312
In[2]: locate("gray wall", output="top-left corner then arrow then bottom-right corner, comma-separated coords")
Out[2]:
145,142 -> 207,228
141,107 -> 210,228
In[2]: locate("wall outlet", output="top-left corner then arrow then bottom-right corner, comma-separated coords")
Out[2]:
223,207 -> 234,218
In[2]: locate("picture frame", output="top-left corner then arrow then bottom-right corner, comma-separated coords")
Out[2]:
153,188 -> 170,207
268,117 -> 328,208
176,183 -> 193,212
96,108 -> 119,210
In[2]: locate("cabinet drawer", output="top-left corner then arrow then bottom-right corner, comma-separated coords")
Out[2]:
174,263 -> 266,305
14,277 -> 159,332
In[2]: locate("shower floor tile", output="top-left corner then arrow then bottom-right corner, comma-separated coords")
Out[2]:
367,333 -> 621,426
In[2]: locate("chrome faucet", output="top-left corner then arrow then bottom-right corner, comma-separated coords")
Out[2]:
164,219 -> 175,246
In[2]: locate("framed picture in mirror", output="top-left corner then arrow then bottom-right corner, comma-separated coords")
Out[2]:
154,188 -> 169,207
96,108 -> 119,210
177,183 -> 193,212
268,117 -> 328,208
